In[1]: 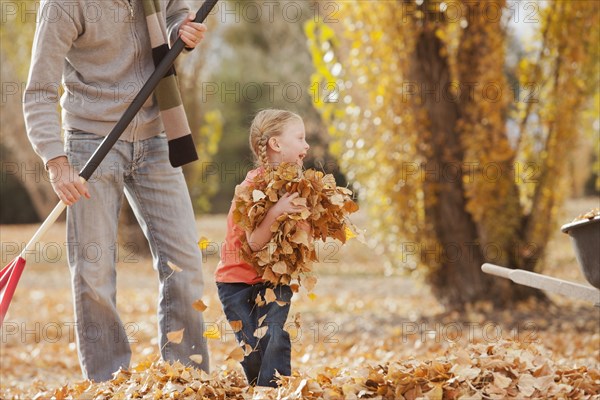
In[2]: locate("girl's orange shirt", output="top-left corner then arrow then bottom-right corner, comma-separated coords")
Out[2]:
215,168 -> 264,284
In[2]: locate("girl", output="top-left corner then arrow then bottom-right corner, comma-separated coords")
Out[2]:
215,109 -> 310,387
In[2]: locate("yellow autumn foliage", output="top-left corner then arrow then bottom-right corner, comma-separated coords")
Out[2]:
306,0 -> 599,306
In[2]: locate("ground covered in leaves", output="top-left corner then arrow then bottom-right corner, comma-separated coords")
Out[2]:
1,199 -> 599,399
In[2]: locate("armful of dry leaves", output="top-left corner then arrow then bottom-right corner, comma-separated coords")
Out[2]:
232,163 -> 359,287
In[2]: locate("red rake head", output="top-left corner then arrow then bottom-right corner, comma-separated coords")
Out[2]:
0,256 -> 26,324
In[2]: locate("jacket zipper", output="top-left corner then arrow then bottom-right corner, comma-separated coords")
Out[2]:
128,0 -> 140,140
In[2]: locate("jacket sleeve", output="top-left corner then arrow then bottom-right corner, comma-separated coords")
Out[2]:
166,0 -> 190,47
23,0 -> 80,166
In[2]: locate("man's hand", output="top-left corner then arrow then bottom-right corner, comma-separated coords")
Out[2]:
46,156 -> 91,206
179,11 -> 207,49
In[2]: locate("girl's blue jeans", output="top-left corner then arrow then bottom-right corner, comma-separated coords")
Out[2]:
217,282 -> 292,387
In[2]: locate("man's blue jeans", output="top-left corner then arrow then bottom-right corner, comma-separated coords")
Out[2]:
65,131 -> 209,381
217,282 -> 292,387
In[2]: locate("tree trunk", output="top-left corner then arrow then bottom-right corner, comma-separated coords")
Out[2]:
1,87 -> 57,221
409,27 -> 491,308
408,4 -> 543,309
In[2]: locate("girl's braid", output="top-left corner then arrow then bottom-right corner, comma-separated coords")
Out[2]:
258,132 -> 270,168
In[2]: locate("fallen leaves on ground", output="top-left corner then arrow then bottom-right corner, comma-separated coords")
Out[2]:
276,340 -> 600,399
2,340 -> 598,400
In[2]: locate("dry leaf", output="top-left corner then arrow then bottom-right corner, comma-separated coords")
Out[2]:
252,189 -> 266,202
492,372 -> 512,389
166,328 -> 184,344
517,373 -> 536,397
258,314 -> 267,327
291,197 -> 307,207
424,384 -> 443,400
272,261 -> 288,275
189,354 -> 203,364
167,261 -> 182,272
254,326 -> 268,339
344,225 -> 356,240
449,364 -> 481,381
226,346 -> 245,362
3,211 -> 599,400
264,288 -> 277,304
192,299 -> 207,312
255,293 -> 265,307
229,320 -> 243,333
292,312 -> 301,328
198,237 -> 211,250
304,276 -> 318,292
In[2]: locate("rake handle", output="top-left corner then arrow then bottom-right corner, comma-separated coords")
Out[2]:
79,0 -> 219,180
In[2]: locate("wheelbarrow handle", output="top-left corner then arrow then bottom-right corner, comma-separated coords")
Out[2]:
481,263 -> 511,279
482,263 -> 600,305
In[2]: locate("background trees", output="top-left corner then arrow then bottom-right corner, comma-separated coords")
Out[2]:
307,0 -> 599,309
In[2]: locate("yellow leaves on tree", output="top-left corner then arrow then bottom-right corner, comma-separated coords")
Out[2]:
233,163 -> 359,287
306,0 -> 600,307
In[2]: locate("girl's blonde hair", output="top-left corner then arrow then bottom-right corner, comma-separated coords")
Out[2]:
249,109 -> 302,167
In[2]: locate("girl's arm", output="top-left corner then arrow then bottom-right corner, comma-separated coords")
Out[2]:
247,192 -> 304,251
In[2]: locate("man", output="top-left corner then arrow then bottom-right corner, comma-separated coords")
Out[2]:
23,0 -> 209,381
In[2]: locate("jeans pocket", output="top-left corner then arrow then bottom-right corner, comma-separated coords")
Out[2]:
65,130 -> 103,141
65,131 -> 104,169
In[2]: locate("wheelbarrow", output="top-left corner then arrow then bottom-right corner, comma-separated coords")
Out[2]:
482,216 -> 600,307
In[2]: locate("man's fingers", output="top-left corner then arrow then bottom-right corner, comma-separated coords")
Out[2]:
181,36 -> 194,48
179,20 -> 207,49
57,181 -> 90,205
183,22 -> 207,32
180,31 -> 199,48
193,22 -> 207,32
74,181 -> 91,199
47,158 -> 88,205
64,184 -> 81,202
58,188 -> 74,206
179,20 -> 206,33
58,192 -> 71,206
